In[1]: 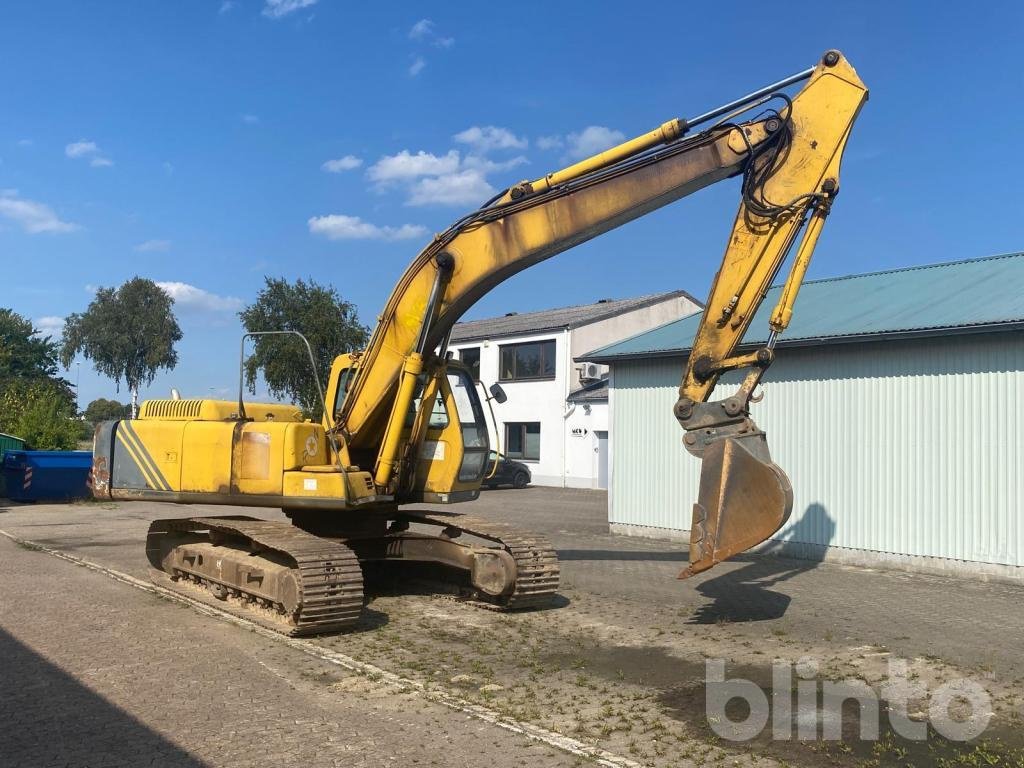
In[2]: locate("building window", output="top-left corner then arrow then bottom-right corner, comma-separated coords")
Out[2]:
505,422 -> 540,461
499,339 -> 556,382
459,347 -> 481,382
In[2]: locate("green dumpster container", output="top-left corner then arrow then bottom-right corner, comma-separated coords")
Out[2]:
0,433 -> 27,498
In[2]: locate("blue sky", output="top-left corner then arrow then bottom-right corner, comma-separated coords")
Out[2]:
2,1 -> 1022,407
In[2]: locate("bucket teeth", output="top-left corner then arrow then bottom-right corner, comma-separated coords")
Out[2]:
680,434 -> 793,579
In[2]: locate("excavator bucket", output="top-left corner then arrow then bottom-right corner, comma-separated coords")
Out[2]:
680,433 -> 793,579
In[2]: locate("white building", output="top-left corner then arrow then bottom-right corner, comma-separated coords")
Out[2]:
581,253 -> 1024,581
448,291 -> 700,488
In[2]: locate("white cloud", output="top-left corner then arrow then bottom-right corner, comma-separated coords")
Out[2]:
461,154 -> 527,174
454,125 -> 527,153
65,140 -> 98,159
367,150 -> 460,183
0,189 -> 78,234
135,239 -> 171,253
33,316 -> 64,339
219,0 -> 236,13
65,139 -> 113,167
17,138 -> 33,147
536,135 -> 563,151
366,146 -> 525,208
162,161 -> 174,176
368,124 -> 531,208
406,169 -> 494,207
156,281 -> 243,313
262,0 -> 316,18
308,214 -> 426,241
321,155 -> 362,173
241,114 -> 260,125
407,19 -> 452,76
565,126 -> 625,160
409,19 -> 433,39
408,18 -> 453,48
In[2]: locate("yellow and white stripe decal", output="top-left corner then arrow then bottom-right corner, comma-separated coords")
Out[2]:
116,422 -> 172,491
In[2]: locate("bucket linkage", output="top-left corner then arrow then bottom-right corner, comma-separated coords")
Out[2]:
675,369 -> 793,578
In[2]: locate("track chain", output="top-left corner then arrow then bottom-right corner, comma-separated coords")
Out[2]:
396,511 -> 560,610
152,516 -> 364,636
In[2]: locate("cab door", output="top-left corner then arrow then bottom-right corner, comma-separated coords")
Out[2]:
405,364 -> 489,503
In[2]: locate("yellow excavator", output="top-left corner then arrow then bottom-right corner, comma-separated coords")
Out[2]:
91,51 -> 867,635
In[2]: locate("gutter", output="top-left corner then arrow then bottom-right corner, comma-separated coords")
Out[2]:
578,320 -> 1024,364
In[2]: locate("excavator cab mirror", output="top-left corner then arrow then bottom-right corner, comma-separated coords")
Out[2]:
488,383 -> 508,404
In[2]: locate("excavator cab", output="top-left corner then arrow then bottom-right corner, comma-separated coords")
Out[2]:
325,353 -> 490,503
400,361 -> 491,503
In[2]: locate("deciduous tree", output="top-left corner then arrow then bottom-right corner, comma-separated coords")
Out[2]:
239,277 -> 369,418
83,397 -> 131,425
60,278 -> 182,417
0,308 -> 69,391
0,309 -> 80,447
1,382 -> 82,450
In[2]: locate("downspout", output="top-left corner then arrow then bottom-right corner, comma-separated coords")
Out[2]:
562,326 -> 571,488
607,365 -> 615,520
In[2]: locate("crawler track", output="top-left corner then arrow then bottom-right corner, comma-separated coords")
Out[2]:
147,517 -> 364,636
396,511 -> 560,610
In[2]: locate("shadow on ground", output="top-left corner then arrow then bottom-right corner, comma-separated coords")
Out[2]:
0,626 -> 204,767
690,503 -> 836,623
556,549 -> 687,562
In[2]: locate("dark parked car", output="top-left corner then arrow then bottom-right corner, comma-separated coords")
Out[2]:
482,451 -> 531,489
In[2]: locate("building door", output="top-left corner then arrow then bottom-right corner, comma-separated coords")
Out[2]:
595,430 -> 609,489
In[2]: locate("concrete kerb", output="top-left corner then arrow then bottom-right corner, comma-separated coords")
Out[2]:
609,522 -> 1024,585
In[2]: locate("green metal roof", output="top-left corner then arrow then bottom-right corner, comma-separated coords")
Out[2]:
582,252 -> 1024,362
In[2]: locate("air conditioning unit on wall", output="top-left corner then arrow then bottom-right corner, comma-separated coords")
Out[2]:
580,363 -> 602,382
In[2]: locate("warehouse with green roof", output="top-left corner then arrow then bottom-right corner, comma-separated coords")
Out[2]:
581,252 -> 1024,580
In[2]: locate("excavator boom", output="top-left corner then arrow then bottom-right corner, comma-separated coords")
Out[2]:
339,50 -> 868,575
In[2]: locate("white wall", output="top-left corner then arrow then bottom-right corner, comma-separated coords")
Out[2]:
570,295 -> 700,361
564,401 -> 609,488
608,333 -> 1024,574
446,295 -> 697,488
451,331 -> 569,486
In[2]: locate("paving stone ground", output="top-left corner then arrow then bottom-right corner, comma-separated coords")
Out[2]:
0,508 -> 577,768
440,487 -> 1024,679
2,487 -> 1023,767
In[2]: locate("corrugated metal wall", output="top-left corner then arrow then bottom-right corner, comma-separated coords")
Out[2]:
609,332 -> 1024,567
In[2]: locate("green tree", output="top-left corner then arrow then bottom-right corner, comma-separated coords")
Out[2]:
0,308 -> 71,394
239,277 -> 369,418
14,386 -> 82,450
60,278 -> 182,418
0,380 -> 81,450
0,309 -> 79,446
83,397 -> 131,426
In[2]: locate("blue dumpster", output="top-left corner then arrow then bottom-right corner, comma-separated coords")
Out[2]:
2,450 -> 93,502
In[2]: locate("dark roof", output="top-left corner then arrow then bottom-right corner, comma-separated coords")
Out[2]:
567,377 -> 608,403
582,252 -> 1024,362
449,290 -> 698,343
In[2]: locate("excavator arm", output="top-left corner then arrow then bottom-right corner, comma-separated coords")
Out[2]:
339,50 -> 868,576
